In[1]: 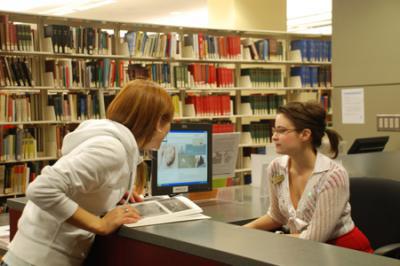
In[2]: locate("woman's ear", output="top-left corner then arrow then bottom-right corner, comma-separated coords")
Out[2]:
300,128 -> 312,142
156,119 -> 163,133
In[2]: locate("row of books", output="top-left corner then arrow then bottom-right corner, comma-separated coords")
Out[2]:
1,128 -> 37,161
185,95 -> 232,117
0,93 -> 45,122
0,57 -> 33,87
0,125 -> 69,161
46,60 -> 171,89
0,15 -> 35,52
0,55 -> 332,89
242,38 -> 285,61
42,30 -> 332,64
46,92 -> 113,121
240,68 -> 283,88
44,24 -> 115,55
0,164 -> 29,195
123,31 -> 180,58
44,58 -> 127,89
182,34 -> 242,60
127,63 -> 171,87
212,121 -> 236,133
0,18 -> 332,64
289,66 -> 332,88
241,94 -> 286,115
174,64 -> 235,88
243,121 -> 273,144
2,89 -> 328,124
290,40 -> 332,62
0,161 -> 51,195
0,91 -> 115,123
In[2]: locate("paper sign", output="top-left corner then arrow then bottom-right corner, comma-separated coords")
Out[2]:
341,88 -> 365,124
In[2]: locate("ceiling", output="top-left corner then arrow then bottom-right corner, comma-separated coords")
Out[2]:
0,0 -> 208,26
0,0 -> 331,33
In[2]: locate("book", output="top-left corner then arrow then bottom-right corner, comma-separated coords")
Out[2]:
125,195 -> 209,228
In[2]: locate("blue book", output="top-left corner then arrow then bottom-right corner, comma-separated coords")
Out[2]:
141,33 -> 148,56
310,67 -> 319,88
306,40 -> 314,62
125,32 -> 135,56
315,40 -> 322,62
322,41 -> 328,62
327,41 -> 332,62
263,39 -> 269,60
304,66 -> 311,87
162,64 -> 167,84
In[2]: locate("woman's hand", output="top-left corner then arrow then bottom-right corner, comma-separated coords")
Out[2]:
97,205 -> 141,235
67,205 -> 141,236
118,191 -> 144,205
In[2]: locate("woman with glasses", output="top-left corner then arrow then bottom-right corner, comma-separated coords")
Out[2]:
244,101 -> 373,253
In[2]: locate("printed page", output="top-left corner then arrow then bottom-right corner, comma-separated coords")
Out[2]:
125,195 -> 206,227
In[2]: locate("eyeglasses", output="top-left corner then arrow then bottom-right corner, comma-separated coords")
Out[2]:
272,127 -> 298,135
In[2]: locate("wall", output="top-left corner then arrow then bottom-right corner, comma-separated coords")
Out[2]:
208,0 -> 286,31
332,0 -> 400,151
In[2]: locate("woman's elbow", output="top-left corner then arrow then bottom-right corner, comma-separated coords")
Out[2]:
25,179 -> 39,202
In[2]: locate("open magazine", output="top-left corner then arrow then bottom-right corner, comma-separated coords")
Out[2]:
125,195 -> 210,228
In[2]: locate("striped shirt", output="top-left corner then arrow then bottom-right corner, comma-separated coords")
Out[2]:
267,152 -> 355,242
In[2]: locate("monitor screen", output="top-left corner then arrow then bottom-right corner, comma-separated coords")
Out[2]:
151,123 -> 212,196
347,136 -> 389,154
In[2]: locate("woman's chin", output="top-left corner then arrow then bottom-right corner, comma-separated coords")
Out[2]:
274,146 -> 285,154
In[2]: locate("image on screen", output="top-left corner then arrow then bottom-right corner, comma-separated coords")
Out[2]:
157,130 -> 208,187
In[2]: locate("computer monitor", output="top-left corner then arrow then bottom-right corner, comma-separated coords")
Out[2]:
347,136 -> 389,154
151,123 -> 212,196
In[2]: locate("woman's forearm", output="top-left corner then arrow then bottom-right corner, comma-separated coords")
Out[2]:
66,207 -> 104,235
244,214 -> 282,231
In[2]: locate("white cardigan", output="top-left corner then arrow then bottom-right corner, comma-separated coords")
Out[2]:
267,153 -> 355,242
7,119 -> 141,266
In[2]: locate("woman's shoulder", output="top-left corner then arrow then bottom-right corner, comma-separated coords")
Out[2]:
269,155 -> 288,168
267,155 -> 288,177
320,157 -> 349,190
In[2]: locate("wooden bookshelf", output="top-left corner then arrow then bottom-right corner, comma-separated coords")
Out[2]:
0,10 -> 332,190
0,157 -> 58,164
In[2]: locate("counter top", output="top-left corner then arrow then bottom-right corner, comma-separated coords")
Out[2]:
119,219 -> 399,266
7,187 -> 400,266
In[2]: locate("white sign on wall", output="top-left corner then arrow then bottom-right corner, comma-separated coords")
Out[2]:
341,88 -> 365,124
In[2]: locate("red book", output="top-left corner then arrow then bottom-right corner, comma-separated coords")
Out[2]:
227,36 -> 233,58
210,65 -> 216,86
166,33 -> 171,58
212,124 -> 221,133
109,60 -> 115,86
223,95 -> 231,115
230,68 -> 233,87
65,64 -> 70,88
219,95 -> 225,115
0,15 -> 9,50
198,33 -> 204,59
234,36 -> 241,57
216,68 -> 222,87
218,37 -> 225,59
200,64 -> 206,85
118,61 -> 124,87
